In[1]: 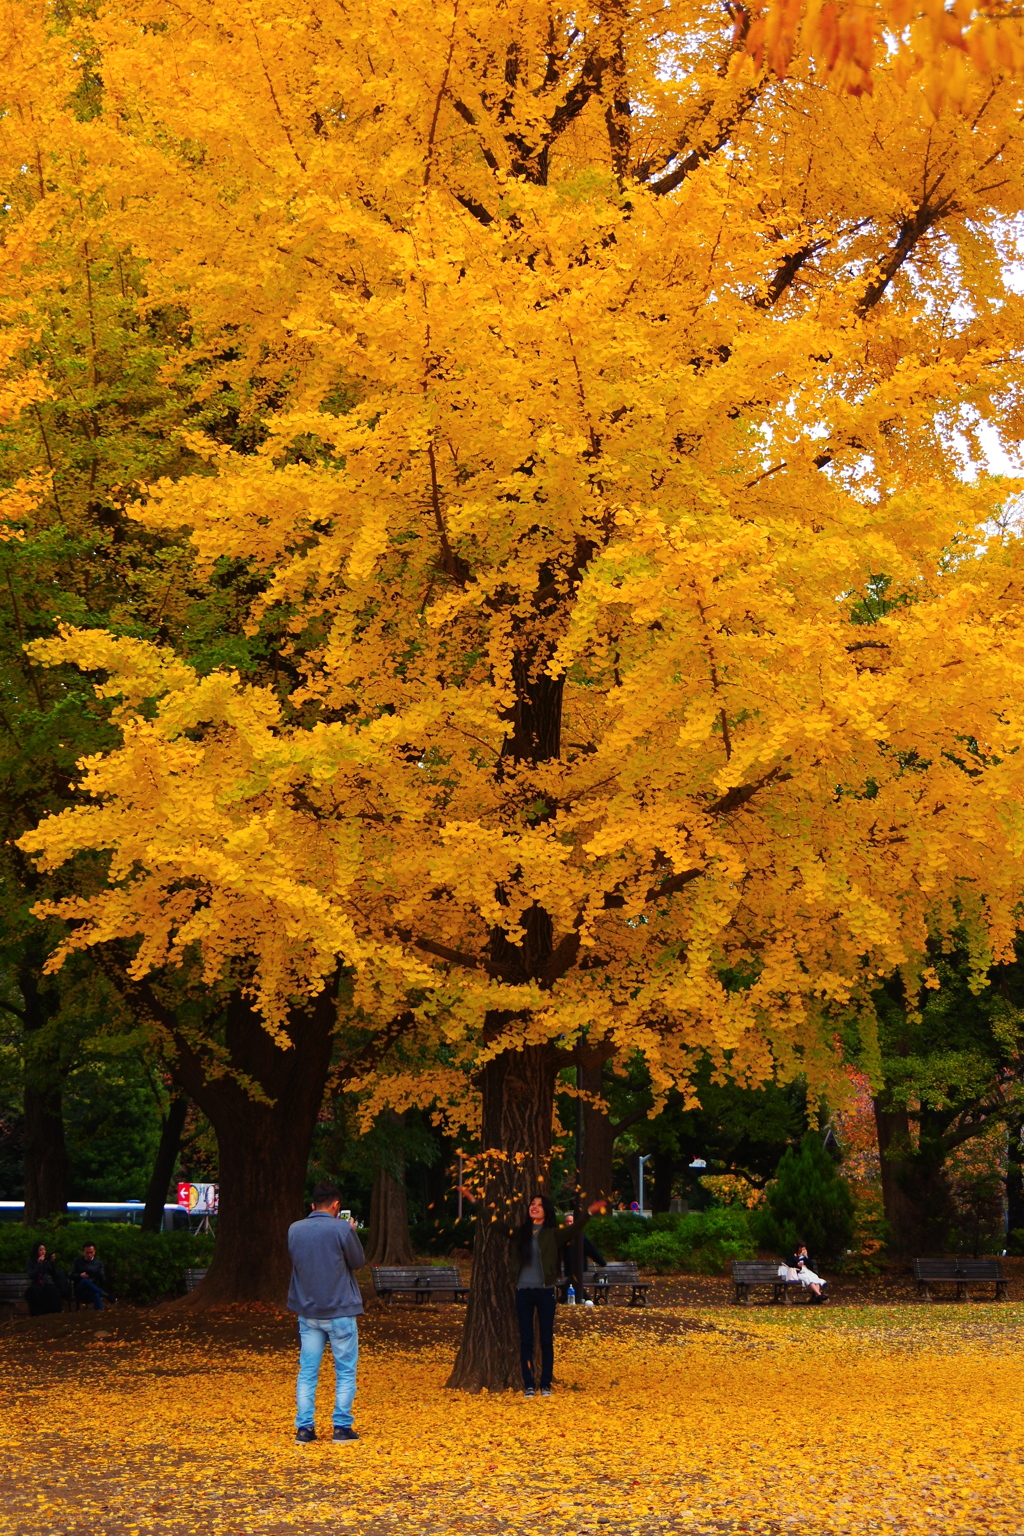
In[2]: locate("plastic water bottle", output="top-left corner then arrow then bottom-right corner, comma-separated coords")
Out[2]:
566,1284 -> 576,1305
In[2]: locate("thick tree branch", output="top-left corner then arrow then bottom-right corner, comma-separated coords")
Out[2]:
857,198 -> 955,315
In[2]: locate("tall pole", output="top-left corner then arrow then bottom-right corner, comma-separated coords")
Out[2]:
457,1153 -> 463,1221
638,1154 -> 651,1216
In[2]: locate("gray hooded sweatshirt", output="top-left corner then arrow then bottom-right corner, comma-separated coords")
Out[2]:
287,1211 -> 365,1318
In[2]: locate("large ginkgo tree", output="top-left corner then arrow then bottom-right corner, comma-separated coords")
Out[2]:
9,0 -> 1024,1383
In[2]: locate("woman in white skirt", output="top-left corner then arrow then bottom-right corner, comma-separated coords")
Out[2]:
778,1242 -> 827,1302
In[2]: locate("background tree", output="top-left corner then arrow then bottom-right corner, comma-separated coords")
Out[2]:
867,945 -> 1024,1255
754,1131 -> 856,1265
0,92 -> 374,1282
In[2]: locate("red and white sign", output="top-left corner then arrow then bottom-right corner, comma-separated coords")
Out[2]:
177,1182 -> 219,1215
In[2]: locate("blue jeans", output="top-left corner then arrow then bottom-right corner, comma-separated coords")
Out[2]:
296,1316 -> 359,1430
75,1279 -> 104,1311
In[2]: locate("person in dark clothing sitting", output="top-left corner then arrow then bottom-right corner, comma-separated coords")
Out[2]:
25,1242 -> 65,1316
73,1243 -> 107,1311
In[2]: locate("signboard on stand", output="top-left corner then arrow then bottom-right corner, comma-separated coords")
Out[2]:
177,1183 -> 218,1229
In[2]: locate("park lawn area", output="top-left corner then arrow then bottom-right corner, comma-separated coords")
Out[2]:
1,1300 -> 1023,1535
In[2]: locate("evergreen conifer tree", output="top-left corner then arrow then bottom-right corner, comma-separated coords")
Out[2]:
756,1133 -> 855,1264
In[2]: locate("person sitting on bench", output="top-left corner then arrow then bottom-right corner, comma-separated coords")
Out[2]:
25,1242 -> 65,1316
780,1242 -> 827,1302
73,1243 -> 107,1311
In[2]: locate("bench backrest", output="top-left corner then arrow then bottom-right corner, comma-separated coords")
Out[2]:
0,1272 -> 25,1298
913,1259 -> 1004,1279
732,1262 -> 786,1282
371,1265 -> 462,1289
183,1267 -> 207,1292
596,1261 -> 643,1282
913,1260 -> 958,1279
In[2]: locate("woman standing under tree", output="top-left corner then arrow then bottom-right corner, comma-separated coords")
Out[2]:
510,1195 -> 604,1397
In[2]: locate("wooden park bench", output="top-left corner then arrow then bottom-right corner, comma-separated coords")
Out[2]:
0,1273 -> 27,1315
732,1261 -> 808,1305
914,1259 -> 1008,1302
0,1272 -> 80,1314
371,1265 -> 467,1304
591,1260 -> 651,1306
184,1267 -> 207,1294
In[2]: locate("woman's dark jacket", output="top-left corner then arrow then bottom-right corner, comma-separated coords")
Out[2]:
25,1258 -> 68,1296
507,1214 -> 591,1287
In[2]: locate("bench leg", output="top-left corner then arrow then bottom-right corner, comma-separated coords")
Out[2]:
996,1282 -> 1008,1301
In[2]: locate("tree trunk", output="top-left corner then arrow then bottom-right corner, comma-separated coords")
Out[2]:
169,990 -> 336,1307
447,1036 -> 558,1392
580,1052 -> 616,1206
1007,1119 -> 1024,1244
873,1101 -> 957,1257
20,957 -> 68,1223
142,1093 -> 189,1233
365,1114 -> 416,1266
23,1083 -> 69,1222
873,1100 -> 916,1256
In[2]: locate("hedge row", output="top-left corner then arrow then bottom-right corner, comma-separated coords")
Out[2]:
2,1222 -> 216,1304
408,1208 -> 758,1274
587,1209 -> 756,1273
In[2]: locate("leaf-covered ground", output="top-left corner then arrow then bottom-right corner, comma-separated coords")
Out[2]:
2,1297 -> 1023,1536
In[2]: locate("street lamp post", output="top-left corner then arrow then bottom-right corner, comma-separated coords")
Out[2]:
638,1154 -> 652,1216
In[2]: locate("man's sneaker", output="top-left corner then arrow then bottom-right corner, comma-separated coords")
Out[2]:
332,1426 -> 359,1442
295,1426 -> 317,1443
540,1387 -> 552,1397
522,1387 -> 536,1398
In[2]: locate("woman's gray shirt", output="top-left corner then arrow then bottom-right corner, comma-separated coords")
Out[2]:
516,1227 -> 547,1288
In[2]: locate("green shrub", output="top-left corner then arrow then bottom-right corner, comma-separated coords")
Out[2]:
754,1132 -> 855,1264
1,1221 -> 216,1303
585,1214 -> 651,1256
590,1207 -> 755,1274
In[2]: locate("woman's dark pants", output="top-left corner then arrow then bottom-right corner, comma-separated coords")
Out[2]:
515,1286 -> 556,1390
25,1285 -> 62,1316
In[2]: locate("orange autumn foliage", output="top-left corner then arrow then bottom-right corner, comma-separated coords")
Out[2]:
2,0 -> 1024,1132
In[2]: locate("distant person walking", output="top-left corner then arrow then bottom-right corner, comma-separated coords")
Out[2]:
73,1243 -> 107,1311
510,1194 -> 603,1397
287,1182 -> 364,1444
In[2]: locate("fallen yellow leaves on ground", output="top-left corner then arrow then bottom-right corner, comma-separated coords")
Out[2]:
1,1304 -> 1023,1535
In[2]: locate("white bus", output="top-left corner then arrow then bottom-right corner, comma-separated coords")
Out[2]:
0,1201 -> 191,1232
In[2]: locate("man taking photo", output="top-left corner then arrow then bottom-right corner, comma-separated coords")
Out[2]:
287,1182 -> 364,1444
